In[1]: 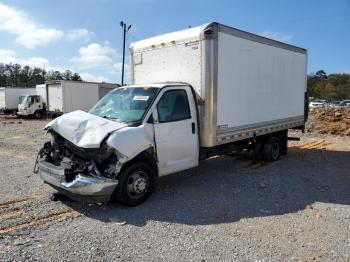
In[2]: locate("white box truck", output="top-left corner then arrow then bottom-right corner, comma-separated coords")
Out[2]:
17,80 -> 119,118
0,87 -> 36,114
35,22 -> 307,205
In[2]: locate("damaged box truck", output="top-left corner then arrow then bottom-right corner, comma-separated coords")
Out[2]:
36,22 -> 307,206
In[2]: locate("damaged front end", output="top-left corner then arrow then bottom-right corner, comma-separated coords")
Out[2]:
36,130 -> 123,202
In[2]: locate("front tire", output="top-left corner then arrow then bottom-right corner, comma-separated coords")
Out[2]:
114,162 -> 155,206
34,110 -> 43,119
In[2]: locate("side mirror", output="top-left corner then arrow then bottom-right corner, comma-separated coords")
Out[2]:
152,109 -> 159,124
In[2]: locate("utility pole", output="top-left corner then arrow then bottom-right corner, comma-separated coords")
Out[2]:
120,21 -> 132,86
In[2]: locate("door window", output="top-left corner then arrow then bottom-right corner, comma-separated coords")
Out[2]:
157,89 -> 191,123
33,96 -> 40,103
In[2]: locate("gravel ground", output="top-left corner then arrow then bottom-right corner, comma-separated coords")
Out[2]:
0,116 -> 350,261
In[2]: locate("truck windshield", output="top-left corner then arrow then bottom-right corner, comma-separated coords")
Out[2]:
20,96 -> 30,105
89,87 -> 158,123
19,96 -> 25,104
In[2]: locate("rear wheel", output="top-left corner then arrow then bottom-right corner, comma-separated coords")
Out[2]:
114,162 -> 155,206
262,137 -> 281,162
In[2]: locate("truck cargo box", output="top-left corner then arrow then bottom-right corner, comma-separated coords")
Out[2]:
130,22 -> 307,147
37,81 -> 119,113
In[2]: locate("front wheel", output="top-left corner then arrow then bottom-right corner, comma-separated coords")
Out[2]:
34,110 -> 43,119
113,162 -> 155,206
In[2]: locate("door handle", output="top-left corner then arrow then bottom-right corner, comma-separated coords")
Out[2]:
191,122 -> 195,134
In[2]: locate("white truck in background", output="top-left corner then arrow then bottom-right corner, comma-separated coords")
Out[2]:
0,87 -> 36,114
36,22 -> 308,206
17,80 -> 119,118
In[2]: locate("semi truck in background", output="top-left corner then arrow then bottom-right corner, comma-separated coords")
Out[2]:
17,80 -> 119,118
36,22 -> 307,206
0,87 -> 36,114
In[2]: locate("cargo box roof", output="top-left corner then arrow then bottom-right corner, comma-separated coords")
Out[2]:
130,22 -> 306,54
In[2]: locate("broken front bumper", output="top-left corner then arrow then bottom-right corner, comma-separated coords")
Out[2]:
37,159 -> 118,202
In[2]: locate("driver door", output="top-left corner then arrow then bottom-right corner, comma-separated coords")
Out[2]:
153,86 -> 199,175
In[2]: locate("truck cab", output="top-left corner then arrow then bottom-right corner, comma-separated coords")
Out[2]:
88,83 -> 199,176
17,95 -> 45,118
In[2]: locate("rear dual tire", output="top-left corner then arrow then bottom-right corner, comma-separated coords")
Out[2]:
262,137 -> 281,162
254,137 -> 282,162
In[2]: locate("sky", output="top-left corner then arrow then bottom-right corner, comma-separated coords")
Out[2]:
0,0 -> 349,84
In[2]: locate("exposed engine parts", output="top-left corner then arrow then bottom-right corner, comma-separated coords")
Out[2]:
38,130 -> 121,183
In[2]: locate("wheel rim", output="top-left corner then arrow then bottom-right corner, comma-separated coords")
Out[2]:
126,171 -> 149,199
36,112 -> 41,118
271,142 -> 280,160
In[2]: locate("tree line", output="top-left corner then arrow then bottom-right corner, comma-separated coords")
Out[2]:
0,63 -> 82,88
1,63 -> 349,101
307,70 -> 350,101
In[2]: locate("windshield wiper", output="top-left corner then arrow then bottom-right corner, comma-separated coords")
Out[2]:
102,115 -> 123,122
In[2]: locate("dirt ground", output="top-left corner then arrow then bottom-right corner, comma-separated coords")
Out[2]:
307,107 -> 350,136
0,116 -> 350,261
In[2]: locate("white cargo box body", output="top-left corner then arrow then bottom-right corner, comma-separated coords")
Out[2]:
0,87 -> 36,110
37,81 -> 118,113
130,22 -> 307,147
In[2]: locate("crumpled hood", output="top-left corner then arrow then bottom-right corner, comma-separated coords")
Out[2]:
46,110 -> 127,148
